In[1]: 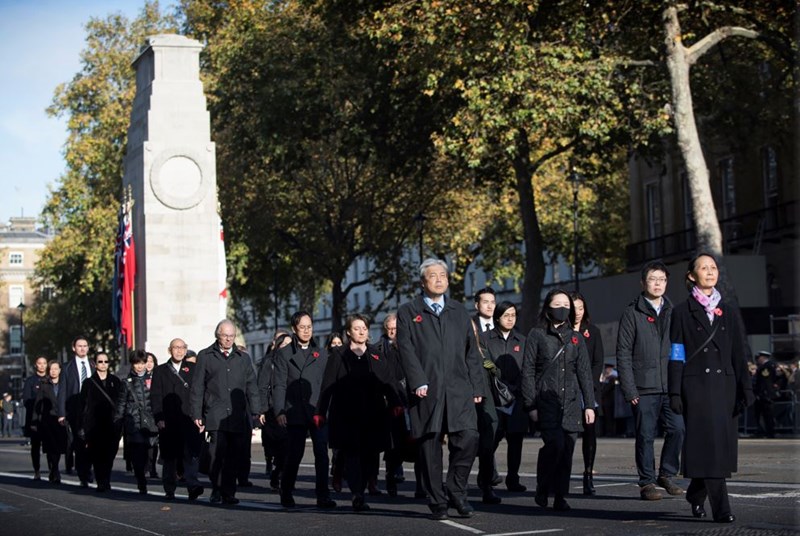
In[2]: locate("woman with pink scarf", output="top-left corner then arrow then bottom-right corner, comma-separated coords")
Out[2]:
667,253 -> 754,524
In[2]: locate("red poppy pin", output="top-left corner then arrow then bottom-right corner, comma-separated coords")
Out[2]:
647,316 -> 655,323
583,329 -> 590,338
513,345 -> 520,352
371,354 -> 380,361
312,351 -> 320,358
413,315 -> 423,323
182,367 -> 190,373
571,336 -> 579,345
713,308 -> 723,317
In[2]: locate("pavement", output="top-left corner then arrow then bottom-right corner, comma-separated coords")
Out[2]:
0,434 -> 797,535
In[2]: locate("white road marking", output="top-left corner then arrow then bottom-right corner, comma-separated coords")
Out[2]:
440,519 -> 485,533
486,531 -> 564,536
728,490 -> 800,499
0,485 -> 166,535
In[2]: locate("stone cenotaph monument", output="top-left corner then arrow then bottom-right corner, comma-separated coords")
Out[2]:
122,34 -> 226,359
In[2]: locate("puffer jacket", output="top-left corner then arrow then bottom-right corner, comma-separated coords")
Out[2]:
616,293 -> 672,401
521,323 -> 595,432
115,372 -> 156,444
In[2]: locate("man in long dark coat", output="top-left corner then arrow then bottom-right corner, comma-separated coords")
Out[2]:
152,338 -> 204,500
58,335 -> 95,486
396,258 -> 485,520
190,320 -> 263,505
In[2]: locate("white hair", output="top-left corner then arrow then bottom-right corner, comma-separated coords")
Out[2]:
215,319 -> 236,337
419,258 -> 448,279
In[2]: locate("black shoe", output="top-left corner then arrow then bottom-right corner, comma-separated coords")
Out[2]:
714,514 -> 735,523
188,486 -> 204,501
429,505 -> 448,521
210,491 -> 222,504
491,474 -> 503,486
238,480 -> 254,488
280,493 -> 296,508
414,490 -> 429,500
149,472 -> 159,479
164,492 -> 175,500
316,497 -> 337,509
138,485 -> 147,495
506,480 -> 527,493
79,480 -> 89,489
535,491 -> 548,508
553,498 -> 571,511
448,497 -> 474,518
691,504 -> 706,518
583,472 -> 596,495
270,474 -> 280,491
221,496 -> 239,505
352,495 -> 370,512
482,490 -> 502,505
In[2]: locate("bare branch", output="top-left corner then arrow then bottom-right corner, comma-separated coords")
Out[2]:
687,26 -> 759,65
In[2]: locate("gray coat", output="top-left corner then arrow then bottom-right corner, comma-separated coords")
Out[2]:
396,295 -> 485,437
616,294 -> 672,401
189,343 -> 261,433
272,339 -> 328,427
521,323 -> 595,433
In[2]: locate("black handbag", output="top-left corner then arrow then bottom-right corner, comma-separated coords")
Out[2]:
492,376 -> 515,408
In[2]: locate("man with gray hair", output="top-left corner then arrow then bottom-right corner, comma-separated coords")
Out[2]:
396,258 -> 485,520
191,319 -> 263,505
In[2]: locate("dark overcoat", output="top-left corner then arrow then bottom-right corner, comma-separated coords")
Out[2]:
480,328 -> 528,434
22,374 -> 47,437
58,358 -> 95,425
33,381 -> 68,454
116,373 -> 157,445
151,361 -> 201,459
668,297 -> 752,478
396,295 -> 485,437
272,339 -> 328,427
190,343 -> 261,433
579,322 -> 605,408
80,374 -> 122,438
317,344 -> 399,453
521,323 -> 595,433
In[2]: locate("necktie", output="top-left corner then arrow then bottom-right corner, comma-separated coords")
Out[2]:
431,303 -> 441,316
223,350 -> 229,358
80,361 -> 87,385
485,323 -> 491,332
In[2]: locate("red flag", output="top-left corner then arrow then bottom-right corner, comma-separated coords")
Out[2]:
120,208 -> 136,348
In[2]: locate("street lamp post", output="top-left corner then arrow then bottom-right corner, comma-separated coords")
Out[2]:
17,302 -> 27,379
568,170 -> 585,292
414,212 -> 427,262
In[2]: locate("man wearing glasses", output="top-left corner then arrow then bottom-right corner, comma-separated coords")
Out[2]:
79,352 -> 121,492
617,261 -> 685,501
191,320 -> 263,505
272,311 -> 336,509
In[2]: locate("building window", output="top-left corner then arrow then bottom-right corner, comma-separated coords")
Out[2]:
8,285 -> 24,308
9,325 -> 22,354
645,182 -> 662,239
761,146 -> 779,208
41,286 -> 55,301
364,291 -> 371,309
9,252 -> 23,265
719,157 -> 736,218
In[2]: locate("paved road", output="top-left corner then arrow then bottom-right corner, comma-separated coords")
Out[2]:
0,436 -> 797,535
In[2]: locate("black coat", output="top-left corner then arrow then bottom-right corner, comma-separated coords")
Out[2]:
22,374 -> 47,436
616,294 -> 673,401
33,380 -> 67,454
80,374 -> 122,438
754,360 -> 778,401
272,338 -> 328,427
116,372 -> 157,445
190,343 -> 261,433
668,296 -> 752,478
151,361 -> 201,459
480,328 -> 528,434
579,322 -> 605,406
396,296 -> 485,437
257,349 -> 279,416
58,357 -> 95,425
317,344 -> 399,453
521,323 -> 595,432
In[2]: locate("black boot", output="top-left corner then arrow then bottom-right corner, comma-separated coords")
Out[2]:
583,471 -> 595,495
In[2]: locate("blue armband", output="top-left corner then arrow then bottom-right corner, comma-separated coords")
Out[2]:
669,343 -> 685,362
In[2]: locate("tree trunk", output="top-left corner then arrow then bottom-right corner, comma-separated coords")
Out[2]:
330,275 -> 346,334
513,133 -> 546,332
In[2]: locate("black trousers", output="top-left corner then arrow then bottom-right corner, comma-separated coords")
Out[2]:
86,430 -> 119,488
494,429 -> 524,484
282,424 -> 330,498
344,450 -> 379,497
129,441 -> 150,488
754,399 -> 775,437
208,429 -> 248,498
30,434 -> 42,473
581,420 -> 597,471
687,477 -> 731,519
537,428 -> 577,499
68,421 -> 91,483
417,427 -> 479,509
238,430 -> 253,484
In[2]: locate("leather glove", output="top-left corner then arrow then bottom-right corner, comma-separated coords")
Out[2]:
669,394 -> 683,415
312,414 -> 325,428
482,358 -> 500,377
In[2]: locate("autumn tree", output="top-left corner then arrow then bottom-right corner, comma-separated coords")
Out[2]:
26,2 -> 176,360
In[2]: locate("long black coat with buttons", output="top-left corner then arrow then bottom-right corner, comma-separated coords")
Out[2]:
521,323 -> 595,433
480,328 -> 528,434
272,339 -> 328,427
668,296 -> 752,478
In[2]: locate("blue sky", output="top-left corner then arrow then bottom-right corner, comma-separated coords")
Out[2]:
0,0 -> 174,224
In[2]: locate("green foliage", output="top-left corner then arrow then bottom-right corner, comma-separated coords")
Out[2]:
27,2 -> 177,358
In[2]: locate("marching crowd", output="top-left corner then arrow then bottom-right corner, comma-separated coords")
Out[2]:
17,253 -> 756,523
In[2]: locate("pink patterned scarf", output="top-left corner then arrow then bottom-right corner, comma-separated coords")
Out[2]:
691,285 -> 722,323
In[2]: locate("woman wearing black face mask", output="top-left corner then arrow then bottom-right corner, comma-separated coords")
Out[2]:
521,289 -> 596,511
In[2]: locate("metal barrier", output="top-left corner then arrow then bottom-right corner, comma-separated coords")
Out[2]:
739,390 -> 799,436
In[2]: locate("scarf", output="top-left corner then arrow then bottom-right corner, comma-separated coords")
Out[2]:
691,285 -> 722,323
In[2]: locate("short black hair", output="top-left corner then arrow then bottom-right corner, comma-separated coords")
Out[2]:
641,261 -> 669,281
129,349 -> 148,365
72,335 -> 89,347
474,287 -> 496,302
291,310 -> 313,329
492,301 -> 517,324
